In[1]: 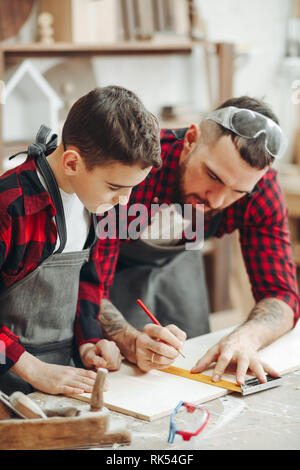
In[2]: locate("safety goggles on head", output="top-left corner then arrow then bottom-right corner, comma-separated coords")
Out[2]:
204,105 -> 288,159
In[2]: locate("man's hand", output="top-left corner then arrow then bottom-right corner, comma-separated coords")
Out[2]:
190,330 -> 279,385
98,298 -> 187,369
190,297 -> 295,384
11,351 -> 99,395
136,323 -> 187,372
79,339 -> 122,371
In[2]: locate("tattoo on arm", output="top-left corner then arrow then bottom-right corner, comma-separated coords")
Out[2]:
230,298 -> 294,350
247,298 -> 286,331
99,298 -> 139,363
99,298 -> 128,337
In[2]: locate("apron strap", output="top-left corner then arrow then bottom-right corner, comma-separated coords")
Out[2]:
10,125 -> 67,253
9,125 -> 58,160
35,147 -> 67,254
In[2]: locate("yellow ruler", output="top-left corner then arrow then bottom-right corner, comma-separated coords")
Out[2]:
160,365 -> 242,394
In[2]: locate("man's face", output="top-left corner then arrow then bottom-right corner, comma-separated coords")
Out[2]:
69,159 -> 151,214
176,128 -> 269,216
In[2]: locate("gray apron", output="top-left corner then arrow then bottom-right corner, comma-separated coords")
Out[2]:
0,126 -> 96,394
110,128 -> 223,339
109,240 -> 211,339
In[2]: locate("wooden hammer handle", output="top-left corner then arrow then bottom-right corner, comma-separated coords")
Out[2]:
90,368 -> 108,411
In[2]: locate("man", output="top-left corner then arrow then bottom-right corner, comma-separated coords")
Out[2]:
0,86 -> 186,395
100,96 -> 299,386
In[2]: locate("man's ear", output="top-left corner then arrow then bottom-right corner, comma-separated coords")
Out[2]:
181,124 -> 201,162
62,148 -> 82,175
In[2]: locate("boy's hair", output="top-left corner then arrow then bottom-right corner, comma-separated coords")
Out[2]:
200,96 -> 280,169
62,86 -> 162,170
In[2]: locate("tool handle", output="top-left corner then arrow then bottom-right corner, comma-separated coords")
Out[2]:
90,368 -> 108,412
10,392 -> 47,419
44,406 -> 80,417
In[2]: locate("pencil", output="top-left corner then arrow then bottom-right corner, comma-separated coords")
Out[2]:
136,298 -> 186,358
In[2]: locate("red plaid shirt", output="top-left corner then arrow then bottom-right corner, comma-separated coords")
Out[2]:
0,129 -> 299,373
98,128 -> 300,323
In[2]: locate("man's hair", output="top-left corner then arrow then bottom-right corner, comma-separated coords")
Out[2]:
62,86 -> 162,170
200,96 -> 280,169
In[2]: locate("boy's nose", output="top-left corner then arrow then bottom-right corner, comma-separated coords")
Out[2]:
115,189 -> 132,206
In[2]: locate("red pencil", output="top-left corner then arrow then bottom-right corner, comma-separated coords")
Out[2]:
137,299 -> 186,358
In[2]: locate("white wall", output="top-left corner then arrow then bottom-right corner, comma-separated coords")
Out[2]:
91,0 -> 296,161
197,0 -> 296,161
90,1 -> 291,113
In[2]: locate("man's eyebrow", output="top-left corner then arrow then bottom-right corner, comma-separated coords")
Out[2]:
106,181 -> 134,189
206,165 -> 253,194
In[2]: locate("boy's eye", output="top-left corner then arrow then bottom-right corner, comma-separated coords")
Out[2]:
108,186 -> 120,192
207,171 -> 218,181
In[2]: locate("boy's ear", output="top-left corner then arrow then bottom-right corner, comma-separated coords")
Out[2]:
62,148 -> 82,174
181,124 -> 201,162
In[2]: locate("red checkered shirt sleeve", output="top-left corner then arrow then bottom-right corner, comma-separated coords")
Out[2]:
216,168 -> 300,325
0,210 -> 26,374
74,226 -> 120,347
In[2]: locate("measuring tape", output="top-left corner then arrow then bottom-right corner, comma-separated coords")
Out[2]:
160,365 -> 242,394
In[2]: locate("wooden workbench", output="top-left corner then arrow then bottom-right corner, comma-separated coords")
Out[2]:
29,370 -> 300,450
110,370 -> 300,450
26,321 -> 300,451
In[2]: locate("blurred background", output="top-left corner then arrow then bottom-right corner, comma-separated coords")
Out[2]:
0,0 -> 299,330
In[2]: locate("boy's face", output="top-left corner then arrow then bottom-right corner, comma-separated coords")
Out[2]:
68,157 -> 151,214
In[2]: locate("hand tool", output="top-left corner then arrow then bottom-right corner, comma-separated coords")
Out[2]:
90,367 -> 108,411
0,390 -> 47,419
43,406 -> 81,417
161,365 -> 283,395
9,391 -> 48,419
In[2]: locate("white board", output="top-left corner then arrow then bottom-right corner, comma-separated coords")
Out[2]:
73,323 -> 300,421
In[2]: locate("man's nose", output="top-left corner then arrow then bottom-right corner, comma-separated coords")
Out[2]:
206,189 -> 226,209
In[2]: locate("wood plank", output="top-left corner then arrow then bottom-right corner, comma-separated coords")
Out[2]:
216,42 -> 234,103
285,193 -> 300,217
72,322 -> 300,421
1,40 -> 200,57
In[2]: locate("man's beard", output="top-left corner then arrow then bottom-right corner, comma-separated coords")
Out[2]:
172,159 -> 222,222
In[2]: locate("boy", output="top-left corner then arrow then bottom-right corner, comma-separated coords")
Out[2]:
0,86 -> 186,395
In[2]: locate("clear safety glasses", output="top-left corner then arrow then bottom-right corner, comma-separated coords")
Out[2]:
204,106 -> 288,159
168,401 -> 209,444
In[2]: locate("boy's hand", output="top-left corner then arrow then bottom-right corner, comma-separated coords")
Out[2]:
11,351 -> 99,395
136,323 -> 187,372
79,339 -> 122,371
